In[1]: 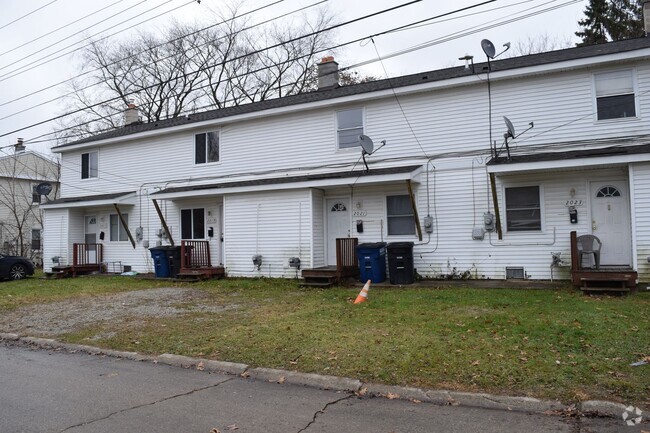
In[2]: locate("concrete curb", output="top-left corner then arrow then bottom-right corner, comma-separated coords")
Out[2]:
0,333 -> 623,416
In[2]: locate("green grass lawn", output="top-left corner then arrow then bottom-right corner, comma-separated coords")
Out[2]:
1,275 -> 648,407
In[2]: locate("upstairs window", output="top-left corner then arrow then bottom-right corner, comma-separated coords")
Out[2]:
505,186 -> 541,232
81,151 -> 98,179
109,213 -> 129,242
181,208 -> 205,239
337,108 -> 363,149
594,70 -> 636,120
32,185 -> 41,204
195,131 -> 219,164
386,195 -> 415,236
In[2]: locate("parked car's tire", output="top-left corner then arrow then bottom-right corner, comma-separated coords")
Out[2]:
9,264 -> 27,280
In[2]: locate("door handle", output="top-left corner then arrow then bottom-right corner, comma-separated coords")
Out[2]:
592,220 -> 597,231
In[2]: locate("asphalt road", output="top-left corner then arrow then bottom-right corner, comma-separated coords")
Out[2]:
0,343 -> 643,433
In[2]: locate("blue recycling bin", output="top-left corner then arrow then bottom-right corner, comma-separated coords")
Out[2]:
149,246 -> 172,278
356,242 -> 387,283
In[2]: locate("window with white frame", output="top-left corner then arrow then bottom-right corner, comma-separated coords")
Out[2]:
195,131 -> 219,164
594,70 -> 636,120
337,108 -> 363,149
505,186 -> 541,231
386,195 -> 415,235
109,213 -> 129,241
181,208 -> 205,239
81,151 -> 98,179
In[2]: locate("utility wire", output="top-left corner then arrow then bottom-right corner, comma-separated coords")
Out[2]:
21,0 -> 579,144
0,0 -> 128,58
1,0 -> 425,138
0,0 -> 316,120
0,0 -> 192,81
0,1 -> 59,32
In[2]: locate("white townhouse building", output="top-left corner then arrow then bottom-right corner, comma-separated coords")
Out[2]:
42,35 -> 650,286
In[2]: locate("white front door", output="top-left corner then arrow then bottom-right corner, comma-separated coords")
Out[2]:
590,181 -> 632,266
326,198 -> 350,266
84,216 -> 98,263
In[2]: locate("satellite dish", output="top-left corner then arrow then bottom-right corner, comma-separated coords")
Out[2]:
35,182 -> 53,196
481,39 -> 496,59
358,134 -> 374,155
503,116 -> 515,138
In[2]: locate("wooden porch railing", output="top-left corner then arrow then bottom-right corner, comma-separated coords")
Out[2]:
181,240 -> 211,269
336,237 -> 358,281
73,243 -> 103,266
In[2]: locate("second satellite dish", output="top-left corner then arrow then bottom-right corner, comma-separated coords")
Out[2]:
35,182 -> 53,196
481,39 -> 496,59
503,116 -> 515,139
358,134 -> 374,155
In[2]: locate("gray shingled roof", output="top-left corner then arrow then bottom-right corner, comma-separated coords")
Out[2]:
487,143 -> 650,165
43,191 -> 135,205
54,37 -> 650,150
152,165 -> 422,195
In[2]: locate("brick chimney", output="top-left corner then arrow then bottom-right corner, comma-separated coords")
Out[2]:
317,56 -> 339,90
644,0 -> 650,35
124,102 -> 141,126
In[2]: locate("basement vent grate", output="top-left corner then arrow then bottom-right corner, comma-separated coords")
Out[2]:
505,267 -> 525,279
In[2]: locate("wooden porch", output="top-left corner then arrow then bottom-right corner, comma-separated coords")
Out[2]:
570,231 -> 637,293
177,240 -> 225,281
47,243 -> 104,278
301,238 -> 359,287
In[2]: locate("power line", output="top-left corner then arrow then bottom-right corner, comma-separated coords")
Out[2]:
22,0 -> 580,145
0,0 -> 315,120
1,0 -> 425,139
0,0 -> 128,58
0,0 -> 193,81
0,1 -> 59,32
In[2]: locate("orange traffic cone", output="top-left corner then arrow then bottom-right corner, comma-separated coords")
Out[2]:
354,280 -> 371,304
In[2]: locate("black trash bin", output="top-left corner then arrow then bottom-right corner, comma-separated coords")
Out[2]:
387,242 -> 414,284
356,242 -> 387,283
166,246 -> 182,278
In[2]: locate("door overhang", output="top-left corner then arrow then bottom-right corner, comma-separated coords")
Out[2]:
40,191 -> 137,209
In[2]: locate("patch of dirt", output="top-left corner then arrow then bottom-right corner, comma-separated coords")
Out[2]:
0,287 -> 236,336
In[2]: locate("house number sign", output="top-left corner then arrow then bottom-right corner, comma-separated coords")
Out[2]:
565,199 -> 583,206
352,210 -> 367,217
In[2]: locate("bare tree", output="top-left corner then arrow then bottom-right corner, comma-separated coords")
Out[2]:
504,33 -> 573,57
56,3 -> 339,142
0,150 -> 60,262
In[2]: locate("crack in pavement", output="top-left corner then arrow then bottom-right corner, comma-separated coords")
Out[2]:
296,394 -> 355,433
57,377 -> 234,432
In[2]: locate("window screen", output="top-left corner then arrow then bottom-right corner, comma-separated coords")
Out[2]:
110,213 -> 129,241
81,152 -> 98,179
181,208 -> 205,239
505,186 -> 541,231
595,70 -> 636,120
337,108 -> 363,149
387,195 -> 415,235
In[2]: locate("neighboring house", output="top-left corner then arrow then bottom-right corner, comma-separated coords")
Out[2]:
42,33 -> 650,284
0,146 -> 60,265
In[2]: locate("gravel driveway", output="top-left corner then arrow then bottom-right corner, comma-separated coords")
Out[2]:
0,287 -> 231,337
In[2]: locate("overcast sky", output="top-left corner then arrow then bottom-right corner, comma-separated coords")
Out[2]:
0,0 -> 587,156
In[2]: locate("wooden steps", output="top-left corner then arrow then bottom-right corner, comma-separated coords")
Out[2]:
580,275 -> 632,294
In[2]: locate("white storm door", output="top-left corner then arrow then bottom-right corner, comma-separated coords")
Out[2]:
84,215 -> 98,263
326,198 -> 350,266
590,181 -> 632,266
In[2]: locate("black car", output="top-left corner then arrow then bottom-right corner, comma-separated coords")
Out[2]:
0,254 -> 35,280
